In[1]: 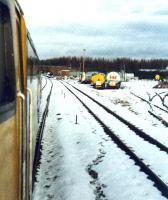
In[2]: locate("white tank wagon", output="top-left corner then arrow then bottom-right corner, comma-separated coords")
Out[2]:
106,71 -> 121,88
79,72 -> 86,83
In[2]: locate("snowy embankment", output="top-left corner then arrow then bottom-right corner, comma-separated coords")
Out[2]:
33,79 -> 167,200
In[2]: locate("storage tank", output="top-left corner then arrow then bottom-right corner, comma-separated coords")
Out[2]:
82,71 -> 98,83
106,71 -> 121,88
91,73 -> 105,89
79,72 -> 86,83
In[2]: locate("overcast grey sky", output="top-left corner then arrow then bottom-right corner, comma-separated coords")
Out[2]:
19,0 -> 168,60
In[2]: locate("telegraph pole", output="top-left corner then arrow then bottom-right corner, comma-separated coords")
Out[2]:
82,49 -> 86,72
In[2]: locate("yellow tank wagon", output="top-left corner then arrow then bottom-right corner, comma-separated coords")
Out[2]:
91,73 -> 105,89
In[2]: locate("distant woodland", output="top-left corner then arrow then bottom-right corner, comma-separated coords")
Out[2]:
40,57 -> 168,73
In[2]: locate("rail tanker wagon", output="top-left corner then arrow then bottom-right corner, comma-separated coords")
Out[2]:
91,73 -> 105,89
80,72 -> 98,83
106,71 -> 121,88
79,72 -> 86,83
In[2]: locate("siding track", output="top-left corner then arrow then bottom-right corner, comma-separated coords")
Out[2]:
61,81 -> 168,198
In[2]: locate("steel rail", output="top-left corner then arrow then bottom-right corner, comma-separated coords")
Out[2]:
131,92 -> 168,114
67,82 -> 168,154
41,76 -> 48,91
130,92 -> 168,127
33,78 -> 53,188
61,81 -> 168,198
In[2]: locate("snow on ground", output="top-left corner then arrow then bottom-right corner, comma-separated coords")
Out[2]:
33,79 -> 168,200
63,81 -> 168,184
70,80 -> 168,147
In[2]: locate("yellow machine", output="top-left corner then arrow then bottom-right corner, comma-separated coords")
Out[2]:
154,74 -> 161,81
91,73 -> 105,89
0,1 -> 41,199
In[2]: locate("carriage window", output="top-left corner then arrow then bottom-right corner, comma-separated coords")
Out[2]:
0,3 -> 15,106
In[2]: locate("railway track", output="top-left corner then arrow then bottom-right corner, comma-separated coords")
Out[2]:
131,91 -> 168,113
147,91 -> 168,110
67,82 -> 168,153
61,81 -> 168,198
33,77 -> 53,187
41,75 -> 48,91
130,92 -> 168,127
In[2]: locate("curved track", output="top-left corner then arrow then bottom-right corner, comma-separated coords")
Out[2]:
130,91 -> 168,127
41,76 -> 48,91
61,81 -> 168,198
67,82 -> 168,153
131,91 -> 168,114
33,77 -> 53,187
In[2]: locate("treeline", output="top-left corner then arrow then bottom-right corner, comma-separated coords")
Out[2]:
40,57 -> 168,73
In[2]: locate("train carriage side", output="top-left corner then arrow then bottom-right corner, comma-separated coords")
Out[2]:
27,32 -> 41,161
0,1 -> 22,199
0,1 -> 41,199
